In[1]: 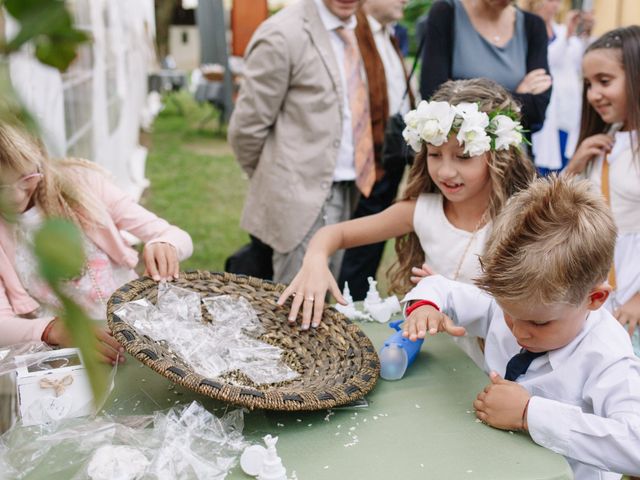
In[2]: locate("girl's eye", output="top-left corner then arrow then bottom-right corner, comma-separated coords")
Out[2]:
428,153 -> 441,158
533,321 -> 550,327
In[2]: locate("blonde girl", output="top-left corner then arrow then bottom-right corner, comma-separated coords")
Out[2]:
564,26 -> 640,353
0,123 -> 193,363
278,78 -> 535,363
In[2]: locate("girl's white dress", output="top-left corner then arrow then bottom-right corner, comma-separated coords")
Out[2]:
413,193 -> 491,367
586,131 -> 640,355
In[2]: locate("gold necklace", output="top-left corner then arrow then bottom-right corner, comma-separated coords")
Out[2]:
452,210 -> 488,281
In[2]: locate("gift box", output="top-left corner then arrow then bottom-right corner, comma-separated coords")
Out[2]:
14,348 -> 93,426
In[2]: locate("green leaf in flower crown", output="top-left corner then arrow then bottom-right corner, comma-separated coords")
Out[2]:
33,219 -> 85,283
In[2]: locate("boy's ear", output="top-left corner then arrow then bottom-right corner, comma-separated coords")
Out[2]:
587,283 -> 612,310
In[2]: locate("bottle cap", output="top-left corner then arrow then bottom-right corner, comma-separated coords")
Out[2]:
240,445 -> 267,476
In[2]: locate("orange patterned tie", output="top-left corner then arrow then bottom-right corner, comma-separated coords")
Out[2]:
336,27 -> 375,197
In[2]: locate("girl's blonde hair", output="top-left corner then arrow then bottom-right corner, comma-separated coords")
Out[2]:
0,123 -> 107,228
388,78 -> 536,294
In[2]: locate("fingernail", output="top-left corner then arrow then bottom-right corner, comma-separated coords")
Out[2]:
302,324 -> 309,331
288,316 -> 295,322
430,328 -> 437,335
119,347 -> 124,352
312,322 -> 319,328
153,275 -> 160,281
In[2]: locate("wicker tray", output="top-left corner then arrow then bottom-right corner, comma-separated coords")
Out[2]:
106,271 -> 380,411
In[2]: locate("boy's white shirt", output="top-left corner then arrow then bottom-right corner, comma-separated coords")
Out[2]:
404,275 -> 640,479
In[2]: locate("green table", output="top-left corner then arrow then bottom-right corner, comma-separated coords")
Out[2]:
102,321 -> 572,480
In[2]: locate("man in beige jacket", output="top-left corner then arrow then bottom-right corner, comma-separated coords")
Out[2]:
228,0 -> 372,285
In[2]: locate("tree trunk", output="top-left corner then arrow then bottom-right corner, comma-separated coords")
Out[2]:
155,0 -> 178,60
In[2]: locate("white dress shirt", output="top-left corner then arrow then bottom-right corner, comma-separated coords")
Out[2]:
404,275 -> 640,479
366,15 -> 410,115
313,0 -> 358,182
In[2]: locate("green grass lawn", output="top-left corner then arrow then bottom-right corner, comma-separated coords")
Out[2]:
142,92 -> 397,293
141,93 -> 249,272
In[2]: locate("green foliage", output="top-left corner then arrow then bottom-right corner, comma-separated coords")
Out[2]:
399,0 -> 433,55
1,0 -> 90,71
1,0 -> 104,404
34,221 -> 109,403
33,219 -> 84,282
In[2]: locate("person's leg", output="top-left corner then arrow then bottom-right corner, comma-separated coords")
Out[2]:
272,182 -> 357,285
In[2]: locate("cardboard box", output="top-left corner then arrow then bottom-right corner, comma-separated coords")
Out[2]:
15,348 -> 94,426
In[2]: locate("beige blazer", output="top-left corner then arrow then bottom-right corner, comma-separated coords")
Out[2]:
228,0 -> 344,254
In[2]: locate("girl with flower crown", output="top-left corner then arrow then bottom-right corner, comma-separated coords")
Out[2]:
278,78 -> 535,365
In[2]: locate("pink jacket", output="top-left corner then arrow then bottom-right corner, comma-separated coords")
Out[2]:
0,167 -> 193,345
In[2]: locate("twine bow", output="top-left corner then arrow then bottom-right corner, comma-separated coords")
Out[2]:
39,375 -> 74,397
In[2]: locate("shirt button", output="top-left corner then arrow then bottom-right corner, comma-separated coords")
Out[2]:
333,139 -> 341,148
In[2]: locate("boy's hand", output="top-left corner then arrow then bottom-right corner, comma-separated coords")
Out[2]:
474,372 -> 531,431
614,292 -> 640,337
402,305 -> 466,341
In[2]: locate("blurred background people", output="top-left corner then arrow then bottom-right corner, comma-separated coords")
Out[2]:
524,0 -> 594,174
419,0 -> 552,139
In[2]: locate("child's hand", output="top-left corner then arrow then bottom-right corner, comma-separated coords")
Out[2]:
277,254 -> 344,330
515,68 -> 552,95
615,292 -> 640,337
410,263 -> 437,284
143,242 -> 179,281
402,305 -> 466,341
474,372 -> 531,431
47,319 -> 125,365
565,134 -> 614,175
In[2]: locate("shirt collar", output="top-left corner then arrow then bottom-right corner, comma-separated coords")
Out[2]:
313,0 -> 357,31
545,309 -> 604,370
366,14 -> 395,37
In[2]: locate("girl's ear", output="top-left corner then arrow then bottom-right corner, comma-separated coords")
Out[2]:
587,283 -> 612,310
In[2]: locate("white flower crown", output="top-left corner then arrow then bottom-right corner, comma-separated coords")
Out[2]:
402,100 -> 525,157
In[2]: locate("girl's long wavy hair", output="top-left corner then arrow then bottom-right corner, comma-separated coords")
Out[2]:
0,123 -> 107,228
578,26 -> 640,159
388,78 -> 536,294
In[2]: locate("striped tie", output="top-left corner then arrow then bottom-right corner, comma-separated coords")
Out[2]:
336,27 -> 375,197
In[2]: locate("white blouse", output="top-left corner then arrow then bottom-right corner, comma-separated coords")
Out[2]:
586,132 -> 640,308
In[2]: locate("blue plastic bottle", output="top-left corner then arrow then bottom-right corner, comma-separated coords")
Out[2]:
379,320 -> 424,380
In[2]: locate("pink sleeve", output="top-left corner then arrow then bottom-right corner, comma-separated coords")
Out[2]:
98,175 -> 193,261
0,281 -> 53,346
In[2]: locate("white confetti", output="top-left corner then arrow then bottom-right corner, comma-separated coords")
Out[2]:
277,423 -> 284,427
466,470 -> 473,473
324,465 -> 329,469
415,404 -> 421,409
420,464 -> 424,468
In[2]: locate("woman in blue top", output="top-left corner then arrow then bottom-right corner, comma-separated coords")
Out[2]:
420,0 -> 551,133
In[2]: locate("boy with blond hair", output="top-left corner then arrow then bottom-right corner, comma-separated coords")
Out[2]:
402,176 -> 640,479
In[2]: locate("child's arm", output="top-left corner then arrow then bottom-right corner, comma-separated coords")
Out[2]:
525,358 -> 640,474
402,275 -> 496,341
278,200 -> 416,330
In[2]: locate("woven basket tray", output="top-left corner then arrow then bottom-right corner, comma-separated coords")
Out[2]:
106,271 -> 380,411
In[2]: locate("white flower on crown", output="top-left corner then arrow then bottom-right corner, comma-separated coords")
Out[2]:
454,103 -> 491,157
491,115 -> 524,151
402,100 -> 525,155
403,100 -> 456,151
402,125 -> 423,152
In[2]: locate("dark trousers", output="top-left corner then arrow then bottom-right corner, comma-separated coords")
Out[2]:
338,167 -> 405,300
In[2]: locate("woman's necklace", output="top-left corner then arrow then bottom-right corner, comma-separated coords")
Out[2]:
452,210 -> 488,281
